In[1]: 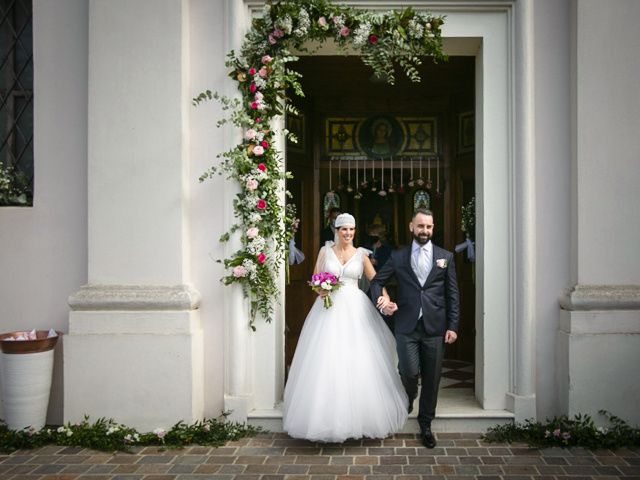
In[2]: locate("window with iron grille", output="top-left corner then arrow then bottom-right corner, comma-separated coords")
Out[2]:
1,0 -> 33,206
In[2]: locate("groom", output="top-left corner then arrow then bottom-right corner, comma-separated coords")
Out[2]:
370,209 -> 459,448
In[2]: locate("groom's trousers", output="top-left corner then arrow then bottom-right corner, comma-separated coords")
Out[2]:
396,320 -> 445,431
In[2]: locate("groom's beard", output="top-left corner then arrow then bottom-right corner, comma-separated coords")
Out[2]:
412,232 -> 431,245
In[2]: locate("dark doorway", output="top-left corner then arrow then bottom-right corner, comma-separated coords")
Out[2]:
285,56 -> 476,381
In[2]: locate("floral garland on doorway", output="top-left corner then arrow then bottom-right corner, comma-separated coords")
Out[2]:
194,0 -> 446,330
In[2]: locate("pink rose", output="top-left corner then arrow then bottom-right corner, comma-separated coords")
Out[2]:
261,140 -> 269,149
258,67 -> 267,78
261,55 -> 273,64
246,227 -> 259,238
252,145 -> 264,156
245,128 -> 257,140
255,91 -> 264,101
255,117 -> 262,123
257,253 -> 266,264
248,67 -> 256,76
256,199 -> 267,210
318,16 -> 327,27
273,28 -> 284,38
245,178 -> 258,191
249,82 -> 257,93
232,265 -> 247,278
257,163 -> 266,172
369,34 -> 378,45
340,26 -> 350,37
268,34 -> 276,45
250,101 -> 259,110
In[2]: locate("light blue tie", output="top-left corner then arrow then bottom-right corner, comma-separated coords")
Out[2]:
416,245 -> 432,285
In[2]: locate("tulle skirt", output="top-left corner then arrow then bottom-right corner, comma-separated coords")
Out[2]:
283,284 -> 408,442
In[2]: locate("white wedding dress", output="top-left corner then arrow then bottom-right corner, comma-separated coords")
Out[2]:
283,246 -> 408,442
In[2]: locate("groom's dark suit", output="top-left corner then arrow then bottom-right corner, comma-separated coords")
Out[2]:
370,242 -> 459,432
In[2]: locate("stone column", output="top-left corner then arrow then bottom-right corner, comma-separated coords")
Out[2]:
558,0 -> 640,425
64,0 -> 204,431
507,0 -> 537,422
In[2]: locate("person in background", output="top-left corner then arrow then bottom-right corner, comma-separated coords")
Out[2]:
321,207 -> 341,245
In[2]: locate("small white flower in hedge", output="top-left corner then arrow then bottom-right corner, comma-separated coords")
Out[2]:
436,259 -> 447,269
153,428 -> 166,439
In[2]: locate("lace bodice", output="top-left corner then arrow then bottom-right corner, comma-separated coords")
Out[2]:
317,246 -> 369,287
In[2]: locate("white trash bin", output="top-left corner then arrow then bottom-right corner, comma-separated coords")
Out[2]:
0,330 -> 60,431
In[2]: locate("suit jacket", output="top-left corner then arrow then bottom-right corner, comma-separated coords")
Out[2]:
370,243 -> 460,336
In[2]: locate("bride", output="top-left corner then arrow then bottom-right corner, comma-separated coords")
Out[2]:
283,213 -> 408,442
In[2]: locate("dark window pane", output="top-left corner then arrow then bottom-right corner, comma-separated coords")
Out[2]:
0,0 -> 33,206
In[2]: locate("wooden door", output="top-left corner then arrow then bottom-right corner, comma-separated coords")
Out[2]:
284,133 -> 317,376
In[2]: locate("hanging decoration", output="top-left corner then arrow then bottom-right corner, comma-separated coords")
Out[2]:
416,156 -> 424,186
354,157 -> 362,199
378,157 -> 386,196
193,0 -> 446,329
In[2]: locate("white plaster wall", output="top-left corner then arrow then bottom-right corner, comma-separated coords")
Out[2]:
88,0 -> 190,285
188,0 -> 230,417
558,311 -> 640,425
533,0 -> 572,419
0,0 -> 88,425
573,0 -> 640,284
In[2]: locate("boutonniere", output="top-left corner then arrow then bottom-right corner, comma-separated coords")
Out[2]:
436,258 -> 447,269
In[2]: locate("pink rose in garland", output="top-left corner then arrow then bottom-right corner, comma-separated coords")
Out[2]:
232,265 -> 247,278
261,140 -> 269,149
340,26 -> 350,37
256,199 -> 267,210
251,101 -> 259,110
249,82 -> 257,93
369,34 -> 378,45
253,145 -> 264,156
246,227 -> 259,239
261,55 -> 273,64
318,16 -> 328,28
258,67 -> 267,78
245,178 -> 258,191
268,34 -> 276,45
257,163 -> 267,172
245,128 -> 257,140
257,253 -> 266,264
248,67 -> 256,76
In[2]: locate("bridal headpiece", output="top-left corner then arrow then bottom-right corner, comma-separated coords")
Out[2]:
334,213 -> 356,228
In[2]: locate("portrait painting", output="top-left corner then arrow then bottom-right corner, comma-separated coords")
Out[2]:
358,115 -> 404,158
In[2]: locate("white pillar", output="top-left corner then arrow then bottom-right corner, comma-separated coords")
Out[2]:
64,0 -> 203,431
507,0 -> 537,422
222,0 -> 254,423
558,0 -> 640,425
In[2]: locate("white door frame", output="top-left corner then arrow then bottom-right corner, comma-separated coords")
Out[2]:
223,0 -> 536,424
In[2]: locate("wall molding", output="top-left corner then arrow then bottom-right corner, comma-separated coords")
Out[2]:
68,284 -> 201,311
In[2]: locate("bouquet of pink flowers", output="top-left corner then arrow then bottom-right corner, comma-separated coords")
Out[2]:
309,272 -> 342,309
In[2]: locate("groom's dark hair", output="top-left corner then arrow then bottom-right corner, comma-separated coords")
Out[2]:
412,208 -> 434,219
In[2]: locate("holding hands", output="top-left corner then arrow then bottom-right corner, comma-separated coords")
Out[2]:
376,295 -> 398,316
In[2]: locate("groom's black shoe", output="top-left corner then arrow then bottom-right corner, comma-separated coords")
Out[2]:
408,398 -> 414,414
421,427 -> 437,449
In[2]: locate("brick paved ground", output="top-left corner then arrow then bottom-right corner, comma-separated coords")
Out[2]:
1,432 -> 638,479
